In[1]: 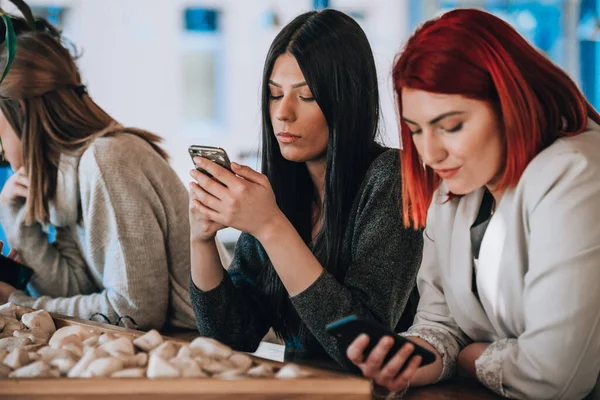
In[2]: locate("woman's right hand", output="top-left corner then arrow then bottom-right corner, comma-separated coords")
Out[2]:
188,176 -> 226,243
0,167 -> 28,207
0,241 -> 20,261
347,334 -> 423,393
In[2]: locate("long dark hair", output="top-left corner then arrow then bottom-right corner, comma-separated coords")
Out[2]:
258,9 -> 382,342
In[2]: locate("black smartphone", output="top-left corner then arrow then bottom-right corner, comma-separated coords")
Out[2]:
326,315 -> 436,368
188,145 -> 232,178
0,254 -> 34,290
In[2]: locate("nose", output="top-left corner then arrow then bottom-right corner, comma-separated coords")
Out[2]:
275,94 -> 296,122
419,130 -> 447,167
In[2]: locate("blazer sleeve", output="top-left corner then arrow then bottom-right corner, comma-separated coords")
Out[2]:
475,150 -> 600,399
403,197 -> 471,382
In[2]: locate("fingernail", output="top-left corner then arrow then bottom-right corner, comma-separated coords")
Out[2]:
194,157 -> 202,165
231,162 -> 240,169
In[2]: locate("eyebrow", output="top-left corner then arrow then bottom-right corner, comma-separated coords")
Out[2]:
268,80 -> 308,89
403,111 -> 466,126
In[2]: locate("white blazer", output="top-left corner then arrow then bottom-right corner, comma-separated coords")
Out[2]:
405,120 -> 600,399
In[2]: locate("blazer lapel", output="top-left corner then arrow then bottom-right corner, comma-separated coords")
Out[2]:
448,188 -> 496,340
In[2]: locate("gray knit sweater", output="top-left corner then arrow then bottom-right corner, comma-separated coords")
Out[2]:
190,149 -> 424,370
0,132 -> 221,330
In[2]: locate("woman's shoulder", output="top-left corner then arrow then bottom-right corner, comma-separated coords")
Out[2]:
520,120 -> 600,197
348,148 -> 402,219
84,132 -> 158,161
368,147 -> 400,172
79,131 -> 165,173
361,148 -> 400,188
532,120 -> 600,163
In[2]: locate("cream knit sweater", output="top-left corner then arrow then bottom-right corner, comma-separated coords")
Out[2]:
0,132 -> 229,330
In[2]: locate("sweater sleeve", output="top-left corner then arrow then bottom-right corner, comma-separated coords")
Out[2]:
9,142 -> 172,330
0,204 -> 98,298
290,152 -> 424,369
190,233 -> 271,352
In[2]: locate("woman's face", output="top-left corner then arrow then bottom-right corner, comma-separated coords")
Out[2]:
269,54 -> 329,163
401,88 -> 504,195
0,109 -> 22,171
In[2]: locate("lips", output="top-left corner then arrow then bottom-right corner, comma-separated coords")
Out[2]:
276,132 -> 300,143
433,167 -> 460,179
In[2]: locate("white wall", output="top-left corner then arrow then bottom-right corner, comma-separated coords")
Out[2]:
5,0 -> 411,243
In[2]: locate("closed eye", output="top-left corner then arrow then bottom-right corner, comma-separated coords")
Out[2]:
269,94 -> 283,100
445,123 -> 463,133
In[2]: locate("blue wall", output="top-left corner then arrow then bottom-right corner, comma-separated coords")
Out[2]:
0,166 -> 12,255
409,0 -> 600,111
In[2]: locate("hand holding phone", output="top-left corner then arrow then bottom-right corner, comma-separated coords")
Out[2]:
0,248 -> 34,291
326,315 -> 436,367
187,146 -> 231,242
188,145 -> 232,179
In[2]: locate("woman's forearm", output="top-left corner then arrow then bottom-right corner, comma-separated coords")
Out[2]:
190,238 -> 225,291
405,337 -> 444,387
255,212 -> 323,297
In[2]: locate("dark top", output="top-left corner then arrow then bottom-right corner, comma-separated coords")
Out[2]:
189,149 -> 424,370
470,189 -> 495,297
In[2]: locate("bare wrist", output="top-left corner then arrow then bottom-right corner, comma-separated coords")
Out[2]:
191,235 -> 217,246
254,211 -> 288,243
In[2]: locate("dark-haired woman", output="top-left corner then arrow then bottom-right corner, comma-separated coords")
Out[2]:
187,9 -> 423,370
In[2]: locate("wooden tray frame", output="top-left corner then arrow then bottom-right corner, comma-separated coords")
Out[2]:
0,313 -> 371,399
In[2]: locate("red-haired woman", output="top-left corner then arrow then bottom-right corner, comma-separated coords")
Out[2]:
346,8 -> 600,399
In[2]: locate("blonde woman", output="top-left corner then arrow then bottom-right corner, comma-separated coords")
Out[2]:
0,18 -> 228,329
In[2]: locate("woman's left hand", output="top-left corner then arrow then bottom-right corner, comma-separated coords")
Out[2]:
457,342 -> 489,379
0,282 -> 17,304
190,157 -> 284,240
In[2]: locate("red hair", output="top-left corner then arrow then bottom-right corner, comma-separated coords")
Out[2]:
395,9 -> 600,229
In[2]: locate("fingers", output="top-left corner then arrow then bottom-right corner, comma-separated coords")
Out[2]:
190,170 -> 227,203
231,162 -> 268,186
388,355 -> 421,393
11,183 -> 28,199
190,168 -> 229,199
7,249 -> 19,261
375,343 -> 417,388
0,242 -> 21,263
361,336 -> 396,378
189,180 -> 222,212
189,196 -> 221,224
193,157 -> 237,187
347,334 -> 370,365
14,168 -> 29,186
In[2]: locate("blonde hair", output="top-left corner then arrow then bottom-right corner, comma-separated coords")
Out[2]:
0,26 -> 168,224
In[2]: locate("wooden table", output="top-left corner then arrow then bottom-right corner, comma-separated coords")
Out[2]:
1,313 -> 370,400
405,378 -> 502,399
0,312 -> 503,400
245,342 -> 502,399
